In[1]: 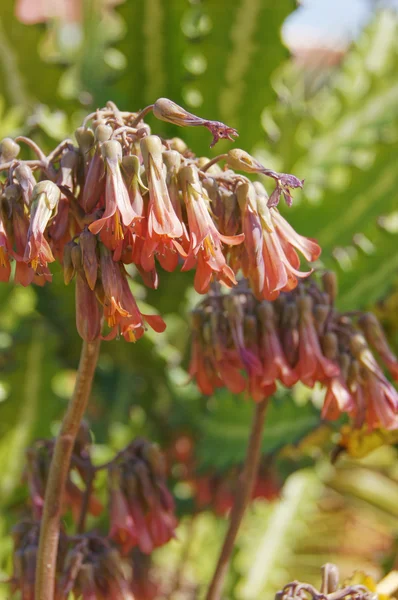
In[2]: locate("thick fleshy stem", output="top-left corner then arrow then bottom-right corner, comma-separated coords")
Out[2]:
35,338 -> 101,600
205,398 -> 268,600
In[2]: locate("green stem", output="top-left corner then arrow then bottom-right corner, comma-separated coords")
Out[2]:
35,338 -> 101,600
205,398 -> 268,600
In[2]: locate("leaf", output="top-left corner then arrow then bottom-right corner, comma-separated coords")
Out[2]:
197,391 -> 321,471
263,12 -> 398,309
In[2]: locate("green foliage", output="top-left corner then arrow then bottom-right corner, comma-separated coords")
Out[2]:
197,391 -> 321,471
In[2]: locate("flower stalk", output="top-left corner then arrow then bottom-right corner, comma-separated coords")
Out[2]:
35,338 -> 101,600
205,398 -> 268,600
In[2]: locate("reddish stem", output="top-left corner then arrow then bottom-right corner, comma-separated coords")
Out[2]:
35,338 -> 101,600
205,398 -> 268,600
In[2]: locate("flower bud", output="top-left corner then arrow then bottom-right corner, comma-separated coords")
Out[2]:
71,243 -> 83,271
80,228 -> 98,290
101,139 -> 123,163
153,97 -> 238,147
14,164 -> 36,206
95,123 -> 113,143
4,183 -> 22,204
321,332 -> 339,361
322,271 -> 338,304
162,149 -> 181,177
226,148 -> 265,174
63,241 -> 77,284
169,137 -> 188,153
0,137 -> 20,162
75,127 -> 95,154
76,273 -> 101,341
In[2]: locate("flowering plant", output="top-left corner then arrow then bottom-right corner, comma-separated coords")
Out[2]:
1,96 -> 397,600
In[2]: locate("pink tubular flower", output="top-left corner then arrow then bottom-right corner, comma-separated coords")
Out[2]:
109,440 -> 177,555
359,313 -> 398,380
237,182 -> 320,300
322,376 -> 354,421
258,301 -> 298,388
153,98 -> 238,147
295,296 -> 340,387
99,247 -> 166,342
75,273 -> 101,342
89,140 -> 139,248
140,135 -> 185,273
109,469 -> 137,554
24,180 -> 60,272
350,335 -> 398,430
188,312 -> 224,395
179,165 -> 244,293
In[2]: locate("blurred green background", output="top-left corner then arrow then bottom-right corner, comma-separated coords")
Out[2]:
1,0 -> 398,598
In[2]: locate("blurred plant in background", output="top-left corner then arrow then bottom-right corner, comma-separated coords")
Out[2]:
0,0 -> 398,599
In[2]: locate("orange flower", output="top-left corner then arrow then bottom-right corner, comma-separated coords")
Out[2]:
179,165 -> 244,293
24,180 -> 60,272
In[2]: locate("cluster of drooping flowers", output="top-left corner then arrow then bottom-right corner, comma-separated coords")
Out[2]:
189,275 -> 398,430
0,98 -> 320,342
167,433 -> 281,516
109,438 -> 177,555
10,425 -> 175,599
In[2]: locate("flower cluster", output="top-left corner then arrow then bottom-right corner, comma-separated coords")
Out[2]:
109,438 -> 177,554
10,520 -> 67,600
167,434 -> 281,516
0,99 -> 319,342
12,429 -> 175,598
57,536 -> 133,600
189,275 -> 398,430
25,436 -> 102,522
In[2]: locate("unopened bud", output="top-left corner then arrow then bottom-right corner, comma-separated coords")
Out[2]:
153,97 -> 238,147
321,332 -> 338,360
71,244 -> 83,271
121,154 -> 140,176
162,150 -> 181,175
101,139 -> 122,163
95,123 -> 113,143
75,127 -> 95,154
314,304 -> 329,334
168,137 -> 188,153
226,148 -> 264,173
80,229 -> 98,290
4,183 -> 22,203
140,135 -> 163,167
322,271 -> 338,303
63,241 -> 77,285
14,164 -> 36,206
0,137 -> 20,162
